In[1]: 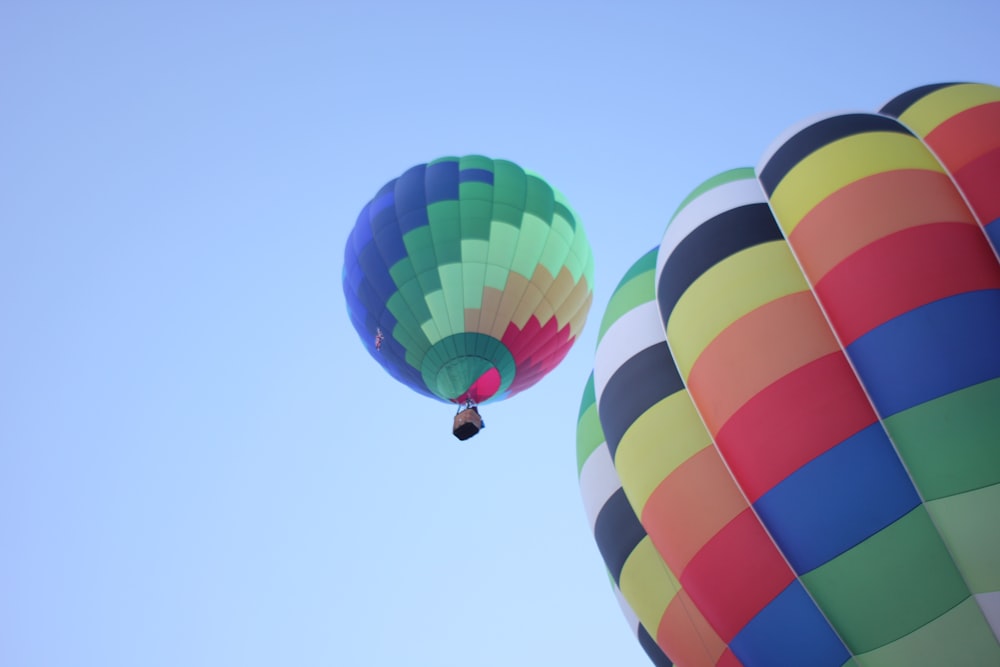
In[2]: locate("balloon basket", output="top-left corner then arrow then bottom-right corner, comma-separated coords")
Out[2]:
453,408 -> 482,441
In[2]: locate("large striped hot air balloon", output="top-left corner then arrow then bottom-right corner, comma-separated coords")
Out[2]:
580,82 -> 1000,666
343,155 -> 593,439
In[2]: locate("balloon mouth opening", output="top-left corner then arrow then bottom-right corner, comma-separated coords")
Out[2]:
453,367 -> 501,404
421,333 -> 516,403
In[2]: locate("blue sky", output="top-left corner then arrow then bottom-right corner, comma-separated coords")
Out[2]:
2,2 -> 998,665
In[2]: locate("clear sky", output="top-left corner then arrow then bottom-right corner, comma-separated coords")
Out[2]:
2,2 -> 998,666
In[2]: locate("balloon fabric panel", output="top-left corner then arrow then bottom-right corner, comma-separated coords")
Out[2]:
663,243 -> 801,382
758,114 -> 915,199
883,378 -> 1000,501
598,341 -> 682,458
766,131 -> 942,236
753,422 -> 920,573
614,389 -> 716,520
783,169 -> 976,284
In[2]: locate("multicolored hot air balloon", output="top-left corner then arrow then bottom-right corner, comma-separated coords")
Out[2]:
343,155 -> 593,439
580,82 -> 1000,666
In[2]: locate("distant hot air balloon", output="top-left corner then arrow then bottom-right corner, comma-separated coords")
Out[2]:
344,155 -> 593,439
580,82 -> 1000,666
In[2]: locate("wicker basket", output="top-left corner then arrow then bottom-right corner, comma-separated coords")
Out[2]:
453,407 -> 483,441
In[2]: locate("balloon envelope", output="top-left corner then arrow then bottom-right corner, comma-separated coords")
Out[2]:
581,83 -> 1000,666
343,155 -> 593,405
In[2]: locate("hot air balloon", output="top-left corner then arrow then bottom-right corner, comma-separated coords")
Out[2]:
344,155 -> 593,439
580,82 -> 1000,666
